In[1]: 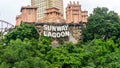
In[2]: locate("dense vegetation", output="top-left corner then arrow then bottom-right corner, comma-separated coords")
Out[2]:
83,7 -> 120,42
0,7 -> 120,68
4,23 -> 39,43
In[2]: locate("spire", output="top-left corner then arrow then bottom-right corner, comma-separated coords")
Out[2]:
70,1 -> 72,5
77,1 -> 79,5
73,1 -> 75,5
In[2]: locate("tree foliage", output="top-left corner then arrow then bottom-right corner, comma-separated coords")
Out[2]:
4,23 -> 39,43
83,7 -> 120,42
0,7 -> 120,68
1,37 -> 120,68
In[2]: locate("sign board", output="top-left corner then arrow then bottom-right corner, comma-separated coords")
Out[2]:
43,25 -> 70,38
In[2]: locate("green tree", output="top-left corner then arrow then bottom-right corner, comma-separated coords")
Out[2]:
83,7 -> 120,42
0,38 -> 51,68
4,23 -> 39,43
45,42 -> 84,68
80,39 -> 118,68
0,62 -> 9,68
0,34 -> 120,68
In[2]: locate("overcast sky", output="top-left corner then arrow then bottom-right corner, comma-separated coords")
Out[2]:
0,0 -> 120,25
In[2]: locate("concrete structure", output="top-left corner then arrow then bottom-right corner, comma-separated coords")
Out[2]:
16,5 -> 37,26
31,0 -> 63,19
15,1 -> 88,45
35,23 -> 83,46
66,1 -> 88,23
39,7 -> 65,23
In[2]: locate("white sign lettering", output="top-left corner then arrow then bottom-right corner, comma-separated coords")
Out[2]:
43,25 -> 69,38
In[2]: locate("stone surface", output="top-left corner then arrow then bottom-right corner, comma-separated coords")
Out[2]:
35,23 -> 83,44
16,5 -> 37,26
38,7 -> 65,23
15,1 -> 88,45
66,1 -> 88,23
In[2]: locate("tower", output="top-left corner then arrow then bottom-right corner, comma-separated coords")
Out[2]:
66,1 -> 88,23
31,0 -> 63,20
39,7 -> 65,23
16,5 -> 37,26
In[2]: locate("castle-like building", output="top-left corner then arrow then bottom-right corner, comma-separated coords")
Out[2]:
31,0 -> 64,20
66,1 -> 88,23
16,6 -> 37,26
16,1 -> 88,46
16,1 -> 87,26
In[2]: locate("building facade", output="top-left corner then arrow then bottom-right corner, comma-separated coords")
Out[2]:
16,1 -> 88,45
16,5 -> 37,26
38,7 -> 65,23
66,1 -> 88,23
31,0 -> 63,19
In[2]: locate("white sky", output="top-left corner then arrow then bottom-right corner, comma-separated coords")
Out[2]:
0,0 -> 120,25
